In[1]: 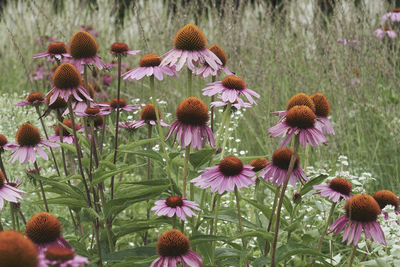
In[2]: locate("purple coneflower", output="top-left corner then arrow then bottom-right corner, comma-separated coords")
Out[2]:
25,212 -> 71,250
49,120 -> 80,144
313,177 -> 352,202
9,123 -> 58,163
161,24 -> 222,72
151,230 -> 202,267
0,171 -> 25,210
39,246 -> 89,267
337,38 -> 360,46
311,93 -> 334,135
0,134 -> 16,151
196,44 -> 232,78
33,42 -> 70,62
373,190 -> 400,220
259,148 -> 307,186
203,75 -> 260,105
249,157 -> 269,173
123,54 -> 177,81
67,30 -> 106,72
30,64 -> 49,81
15,92 -> 46,107
46,62 -> 92,105
151,196 -> 200,221
0,230 -> 41,267
268,105 -> 327,147
110,42 -> 140,56
75,106 -> 110,118
330,194 -> 386,246
382,8 -> 400,22
273,93 -> 316,117
211,96 -> 251,110
374,26 -> 397,39
99,97 -> 139,112
166,97 -> 214,150
191,156 -> 256,194
102,74 -> 113,86
119,104 -> 169,130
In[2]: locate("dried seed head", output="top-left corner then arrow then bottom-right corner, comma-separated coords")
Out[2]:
138,54 -> 162,67
45,247 -> 75,262
285,105 -> 316,129
329,178 -> 352,197
47,42 -> 67,55
25,212 -> 62,245
293,192 -> 302,203
249,158 -> 269,172
0,230 -> 38,267
286,93 -> 315,113
85,107 -> 100,115
310,93 -> 330,117
176,97 -> 209,126
27,92 -> 45,103
53,62 -> 82,89
156,230 -> 190,257
140,104 -> 161,121
166,196 -> 184,208
209,44 -> 227,66
373,190 -> 399,210
218,156 -> 244,177
173,24 -> 207,51
221,75 -> 246,91
55,120 -> 79,137
110,42 -> 129,54
46,92 -> 67,109
16,123 -> 41,146
110,98 -> 127,109
345,194 -> 381,222
69,30 -> 98,59
272,148 -> 299,170
0,134 -> 8,146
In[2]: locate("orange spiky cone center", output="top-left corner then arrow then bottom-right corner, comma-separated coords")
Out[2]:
218,156 -> 244,177
45,247 -> 75,262
311,93 -> 330,117
173,24 -> 207,51
47,42 -> 67,55
176,97 -> 209,126
25,212 -> 62,245
166,196 -> 184,208
140,104 -> 161,121
0,230 -> 38,267
69,30 -> 98,59
272,148 -> 299,170
27,92 -> 44,103
138,54 -> 162,67
16,123 -> 41,146
329,177 -> 352,196
52,62 -> 82,89
345,194 -> 381,222
286,93 -> 316,113
250,158 -> 269,172
221,75 -> 246,91
110,42 -> 129,54
156,230 -> 190,257
209,44 -> 227,66
285,105 -> 316,129
373,190 -> 399,210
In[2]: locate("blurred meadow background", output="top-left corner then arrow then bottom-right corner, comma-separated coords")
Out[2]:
0,0 -> 398,192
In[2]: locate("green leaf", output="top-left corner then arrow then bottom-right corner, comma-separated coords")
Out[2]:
262,181 -> 293,213
299,174 -> 328,195
190,234 -> 229,245
45,197 -> 88,208
189,149 -> 215,169
230,230 -> 273,242
120,150 -> 163,162
118,137 -> 159,151
276,243 -> 331,264
202,208 -> 258,229
102,247 -> 156,263
103,185 -> 169,218
91,163 -> 145,185
59,143 -> 77,153
114,218 -> 171,238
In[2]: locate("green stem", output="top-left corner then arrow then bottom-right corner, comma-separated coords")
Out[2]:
264,186 -> 280,255
34,162 -> 49,212
150,75 -> 175,194
235,186 -> 246,248
187,68 -> 192,97
210,76 -> 216,132
348,244 -> 357,267
182,146 -> 191,199
215,103 -> 232,150
211,194 -> 221,265
10,205 -> 16,229
220,111 -> 232,160
311,202 -> 337,267
270,135 -> 300,267
111,55 -> 122,200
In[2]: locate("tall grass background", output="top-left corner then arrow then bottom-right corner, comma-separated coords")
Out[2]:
0,0 -> 399,193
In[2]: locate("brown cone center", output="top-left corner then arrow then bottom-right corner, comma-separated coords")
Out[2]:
373,190 -> 399,210
209,44 -> 227,66
27,93 -> 45,103
69,30 -> 98,59
176,97 -> 209,126
157,230 -> 190,257
221,75 -> 246,91
16,123 -> 41,146
110,98 -> 127,109
218,156 -> 244,177
329,178 -> 352,196
25,212 -> 62,245
0,230 -> 38,267
285,105 -> 316,129
345,194 -> 381,222
166,196 -> 184,208
138,54 -> 162,67
52,63 -> 82,89
140,104 -> 161,121
250,158 -> 269,172
45,247 -> 75,262
47,42 -> 67,55
286,93 -> 316,113
173,24 -> 207,51
311,93 -> 330,117
110,42 -> 129,54
0,134 -> 8,146
272,148 -> 299,170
